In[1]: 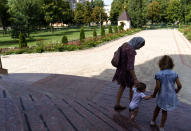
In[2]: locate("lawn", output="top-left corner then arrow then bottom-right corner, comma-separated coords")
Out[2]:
0,26 -> 103,48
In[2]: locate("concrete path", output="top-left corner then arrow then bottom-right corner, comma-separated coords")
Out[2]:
2,29 -> 191,105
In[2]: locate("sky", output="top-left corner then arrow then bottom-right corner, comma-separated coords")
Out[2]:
104,0 -> 112,6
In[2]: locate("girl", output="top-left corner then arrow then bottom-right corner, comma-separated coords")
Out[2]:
151,55 -> 182,131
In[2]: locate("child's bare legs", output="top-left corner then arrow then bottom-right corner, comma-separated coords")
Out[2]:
151,106 -> 167,128
160,110 -> 167,128
152,106 -> 160,122
130,109 -> 138,121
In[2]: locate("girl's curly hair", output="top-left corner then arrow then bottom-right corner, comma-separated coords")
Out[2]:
158,55 -> 174,70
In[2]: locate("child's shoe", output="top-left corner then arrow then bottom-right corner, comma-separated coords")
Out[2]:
150,120 -> 156,126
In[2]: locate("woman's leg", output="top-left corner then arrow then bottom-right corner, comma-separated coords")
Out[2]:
116,85 -> 125,106
160,110 -> 167,128
152,105 -> 161,122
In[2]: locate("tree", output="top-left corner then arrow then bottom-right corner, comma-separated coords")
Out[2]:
74,3 -> 85,24
8,0 -> 44,37
147,0 -> 161,24
19,32 -> 27,48
91,6 -> 108,26
180,0 -> 191,24
127,0 -> 148,28
43,0 -> 72,31
110,0 -> 124,25
84,1 -> 93,26
93,29 -> 97,38
93,0 -> 104,7
166,0 -> 182,24
157,0 -> 169,23
108,25 -> 113,33
101,26 -> 105,36
0,0 -> 10,33
80,28 -> 85,41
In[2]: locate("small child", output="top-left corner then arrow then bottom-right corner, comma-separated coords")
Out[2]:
129,82 -> 152,121
150,55 -> 182,131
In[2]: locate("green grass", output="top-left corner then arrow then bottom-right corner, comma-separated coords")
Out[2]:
0,26 -> 104,48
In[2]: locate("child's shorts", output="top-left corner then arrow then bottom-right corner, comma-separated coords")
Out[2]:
129,107 -> 138,112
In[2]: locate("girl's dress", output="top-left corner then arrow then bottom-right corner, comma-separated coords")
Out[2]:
155,69 -> 179,111
112,44 -> 136,88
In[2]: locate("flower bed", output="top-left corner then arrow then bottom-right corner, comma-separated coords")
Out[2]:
1,28 -> 141,55
178,25 -> 191,41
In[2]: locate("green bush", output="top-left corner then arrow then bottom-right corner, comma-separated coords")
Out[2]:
108,25 -> 112,33
80,28 -> 85,41
93,29 -> 97,38
19,32 -> 27,48
35,41 -> 45,53
114,26 -> 118,33
101,26 -> 105,37
62,36 -> 68,44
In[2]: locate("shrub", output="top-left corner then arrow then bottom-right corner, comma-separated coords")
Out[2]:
62,35 -> 68,44
101,26 -> 105,37
35,40 -> 45,53
80,28 -> 85,41
19,32 -> 27,48
93,29 -> 97,38
114,26 -> 118,33
108,25 -> 112,33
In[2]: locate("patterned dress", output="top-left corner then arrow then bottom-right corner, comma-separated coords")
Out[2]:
155,69 -> 179,111
112,43 -> 136,88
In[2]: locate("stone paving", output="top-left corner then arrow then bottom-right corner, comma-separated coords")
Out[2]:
0,29 -> 191,130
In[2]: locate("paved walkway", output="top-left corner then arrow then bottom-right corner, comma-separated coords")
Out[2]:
0,29 -> 191,130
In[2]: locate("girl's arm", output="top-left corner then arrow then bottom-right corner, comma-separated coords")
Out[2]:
175,78 -> 182,93
152,80 -> 160,98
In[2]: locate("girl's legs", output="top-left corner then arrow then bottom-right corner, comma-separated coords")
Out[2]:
152,105 -> 161,122
115,85 -> 125,106
160,110 -> 167,128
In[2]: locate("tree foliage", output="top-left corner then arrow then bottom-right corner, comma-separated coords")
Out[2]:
147,0 -> 161,24
166,0 -> 182,24
84,1 -> 93,25
74,3 -> 85,24
0,0 -> 10,32
110,0 -> 124,24
127,0 -> 147,28
91,6 -> 107,25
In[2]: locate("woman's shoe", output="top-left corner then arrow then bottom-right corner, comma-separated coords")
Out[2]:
150,120 -> 156,126
114,105 -> 126,111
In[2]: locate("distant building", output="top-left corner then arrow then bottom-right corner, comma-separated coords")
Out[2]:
118,10 -> 131,30
67,0 -> 92,10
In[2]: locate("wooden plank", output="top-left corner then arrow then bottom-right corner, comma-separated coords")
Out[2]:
63,96 -> 119,131
19,95 -> 46,131
30,93 -> 75,131
51,96 -> 97,131
0,98 -> 24,131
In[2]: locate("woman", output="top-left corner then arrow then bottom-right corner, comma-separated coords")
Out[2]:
112,37 -> 145,111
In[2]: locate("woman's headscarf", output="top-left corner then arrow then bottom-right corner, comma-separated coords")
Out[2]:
128,37 -> 145,50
